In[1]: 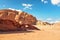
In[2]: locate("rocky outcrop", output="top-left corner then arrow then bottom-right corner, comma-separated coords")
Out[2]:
15,12 -> 37,25
0,19 -> 39,31
0,9 -> 37,25
36,20 -> 51,26
0,9 -> 39,31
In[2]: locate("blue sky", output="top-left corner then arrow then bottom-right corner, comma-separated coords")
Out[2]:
0,0 -> 60,23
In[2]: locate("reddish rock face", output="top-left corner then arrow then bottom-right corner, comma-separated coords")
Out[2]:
0,19 -> 18,31
0,9 -> 18,21
0,9 -> 37,25
0,9 -> 39,31
0,19 -> 26,31
0,19 -> 39,31
16,12 -> 37,25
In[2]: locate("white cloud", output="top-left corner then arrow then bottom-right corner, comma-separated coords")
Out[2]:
41,0 -> 48,4
8,8 -> 22,12
8,8 -> 15,10
45,18 -> 60,23
51,0 -> 60,6
45,18 -> 54,23
41,0 -> 44,2
22,3 -> 32,10
41,18 -> 60,24
54,20 -> 60,23
46,18 -> 52,21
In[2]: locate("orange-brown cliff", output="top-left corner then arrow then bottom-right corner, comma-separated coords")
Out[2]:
0,9 -> 39,31
0,9 -> 37,25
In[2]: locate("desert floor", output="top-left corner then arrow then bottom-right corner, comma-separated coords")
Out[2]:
0,25 -> 60,40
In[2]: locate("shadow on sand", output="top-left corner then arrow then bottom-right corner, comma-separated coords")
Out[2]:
0,30 -> 34,34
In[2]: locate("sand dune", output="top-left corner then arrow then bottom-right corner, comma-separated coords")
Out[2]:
0,25 -> 60,40
0,30 -> 60,40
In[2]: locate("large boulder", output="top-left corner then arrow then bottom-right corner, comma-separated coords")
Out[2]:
0,9 -> 39,31
0,9 -> 37,25
0,19 -> 39,31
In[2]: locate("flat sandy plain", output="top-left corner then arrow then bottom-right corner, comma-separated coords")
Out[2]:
0,25 -> 60,40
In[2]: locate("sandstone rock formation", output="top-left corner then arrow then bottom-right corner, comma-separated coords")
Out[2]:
0,9 -> 37,25
36,20 -> 51,26
0,19 -> 39,31
0,9 -> 39,31
15,12 -> 37,25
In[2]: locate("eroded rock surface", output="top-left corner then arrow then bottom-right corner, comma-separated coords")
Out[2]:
0,9 -> 39,31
